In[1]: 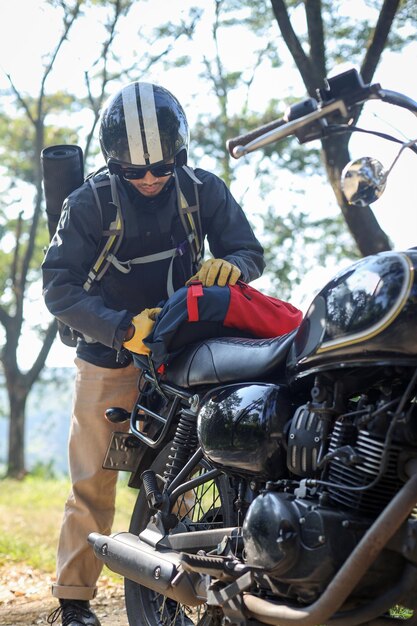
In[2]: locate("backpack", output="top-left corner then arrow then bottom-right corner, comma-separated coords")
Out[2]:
41,145 -> 203,347
136,281 -> 303,369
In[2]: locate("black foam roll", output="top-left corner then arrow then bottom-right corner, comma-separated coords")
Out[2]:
41,145 -> 84,238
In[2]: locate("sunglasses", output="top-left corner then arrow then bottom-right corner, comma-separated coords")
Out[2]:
109,161 -> 175,180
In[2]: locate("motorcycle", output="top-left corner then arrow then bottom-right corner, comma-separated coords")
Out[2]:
88,68 -> 417,626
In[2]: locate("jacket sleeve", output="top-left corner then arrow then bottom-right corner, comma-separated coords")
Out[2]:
196,169 -> 265,282
41,183 -> 131,350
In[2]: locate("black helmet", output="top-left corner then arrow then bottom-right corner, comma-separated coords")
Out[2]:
99,82 -> 189,167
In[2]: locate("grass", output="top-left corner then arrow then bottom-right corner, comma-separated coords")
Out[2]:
0,473 -> 138,574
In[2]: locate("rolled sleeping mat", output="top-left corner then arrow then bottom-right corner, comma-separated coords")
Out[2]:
41,145 -> 84,239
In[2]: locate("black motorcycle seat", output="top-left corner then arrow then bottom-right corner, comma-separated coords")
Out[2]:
163,331 -> 296,388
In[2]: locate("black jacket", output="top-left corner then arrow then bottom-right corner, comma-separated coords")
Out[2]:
42,167 -> 265,367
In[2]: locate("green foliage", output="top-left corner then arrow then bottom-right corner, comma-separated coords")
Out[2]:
0,116 -> 35,186
193,0 -> 416,283
0,0 -> 207,478
0,208 -> 50,314
29,460 -> 58,480
390,606 -> 414,619
0,95 -> 79,186
170,55 -> 193,69
262,205 -> 360,300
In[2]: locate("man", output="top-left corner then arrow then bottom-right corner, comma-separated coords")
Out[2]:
42,81 -> 264,626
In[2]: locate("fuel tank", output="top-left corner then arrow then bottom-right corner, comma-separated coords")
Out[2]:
288,250 -> 417,381
197,383 -> 291,479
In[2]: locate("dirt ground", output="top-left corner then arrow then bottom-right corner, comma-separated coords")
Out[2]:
0,564 -> 129,626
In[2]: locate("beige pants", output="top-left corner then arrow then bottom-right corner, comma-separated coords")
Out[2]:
52,357 -> 140,601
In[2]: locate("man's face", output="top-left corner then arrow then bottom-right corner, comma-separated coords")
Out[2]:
117,161 -> 175,197
128,169 -> 173,197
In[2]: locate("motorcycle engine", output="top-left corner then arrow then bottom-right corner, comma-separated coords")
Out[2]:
242,492 -> 365,603
242,372 -> 417,602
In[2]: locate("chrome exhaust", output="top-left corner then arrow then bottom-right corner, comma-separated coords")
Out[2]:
88,531 -> 207,606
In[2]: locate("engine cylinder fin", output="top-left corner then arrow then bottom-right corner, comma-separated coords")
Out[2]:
326,427 -> 405,516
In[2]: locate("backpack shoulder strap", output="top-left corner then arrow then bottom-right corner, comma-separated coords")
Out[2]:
83,167 -> 203,294
83,173 -> 124,292
174,165 -> 203,267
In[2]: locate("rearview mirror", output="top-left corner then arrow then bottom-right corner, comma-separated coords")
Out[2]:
341,157 -> 387,207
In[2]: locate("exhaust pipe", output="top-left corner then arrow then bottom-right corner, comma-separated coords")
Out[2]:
88,531 -> 207,606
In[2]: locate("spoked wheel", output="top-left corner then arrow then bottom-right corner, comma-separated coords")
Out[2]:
125,442 -> 236,626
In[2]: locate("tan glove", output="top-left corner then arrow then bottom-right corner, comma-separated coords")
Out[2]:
186,258 -> 241,287
123,307 -> 162,355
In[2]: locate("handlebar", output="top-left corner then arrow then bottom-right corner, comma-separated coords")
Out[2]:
228,99 -> 349,159
226,68 -> 417,160
226,118 -> 287,159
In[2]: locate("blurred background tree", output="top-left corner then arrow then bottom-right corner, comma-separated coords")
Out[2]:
0,0 -> 415,476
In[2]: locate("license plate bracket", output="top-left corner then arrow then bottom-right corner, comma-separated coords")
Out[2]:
102,431 -> 140,472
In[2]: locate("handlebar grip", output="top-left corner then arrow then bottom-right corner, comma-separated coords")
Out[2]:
226,117 -> 286,158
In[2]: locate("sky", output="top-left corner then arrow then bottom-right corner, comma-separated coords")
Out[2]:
0,1 -> 416,368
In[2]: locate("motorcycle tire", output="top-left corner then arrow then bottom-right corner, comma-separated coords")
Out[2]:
124,441 -> 236,626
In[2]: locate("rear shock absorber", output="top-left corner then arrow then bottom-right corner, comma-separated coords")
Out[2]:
163,396 -> 199,489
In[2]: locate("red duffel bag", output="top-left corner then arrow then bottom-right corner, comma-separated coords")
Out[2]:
141,280 -> 303,368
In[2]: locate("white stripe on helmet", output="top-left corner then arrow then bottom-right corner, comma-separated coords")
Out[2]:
122,83 -> 145,165
139,83 -> 164,164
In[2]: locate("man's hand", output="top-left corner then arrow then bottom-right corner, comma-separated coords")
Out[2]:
186,258 -> 241,287
123,307 -> 161,355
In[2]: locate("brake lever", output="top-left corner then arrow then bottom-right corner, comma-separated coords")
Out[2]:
231,99 -> 349,159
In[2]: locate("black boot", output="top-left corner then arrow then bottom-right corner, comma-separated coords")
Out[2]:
47,599 -> 102,626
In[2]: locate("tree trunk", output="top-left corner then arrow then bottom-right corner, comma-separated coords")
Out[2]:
1,316 -> 58,477
6,380 -> 28,478
321,134 -> 392,256
269,0 -> 398,257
